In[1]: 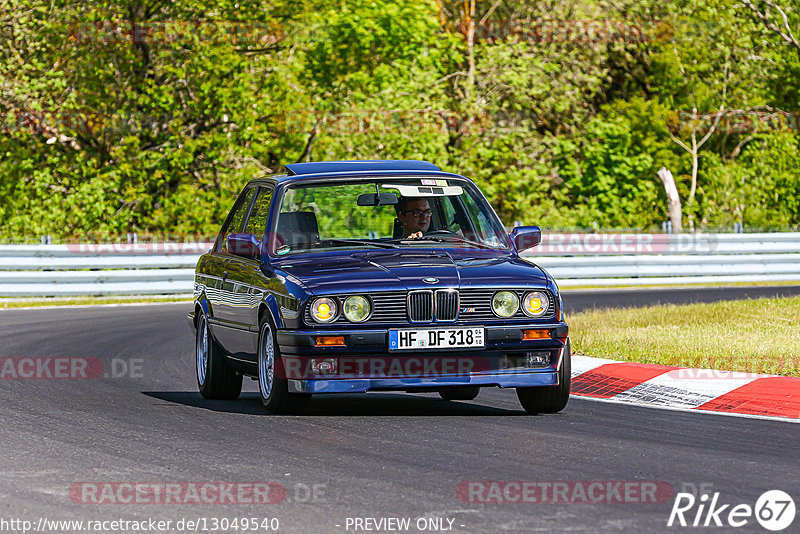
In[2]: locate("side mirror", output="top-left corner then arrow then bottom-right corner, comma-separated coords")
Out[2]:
509,226 -> 541,252
357,192 -> 398,206
227,233 -> 262,259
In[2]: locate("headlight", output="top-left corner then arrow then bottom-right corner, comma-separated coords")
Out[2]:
492,291 -> 519,317
343,295 -> 371,322
522,291 -> 550,317
310,297 -> 337,323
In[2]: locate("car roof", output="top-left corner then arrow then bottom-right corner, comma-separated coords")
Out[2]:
244,160 -> 467,187
286,160 -> 441,175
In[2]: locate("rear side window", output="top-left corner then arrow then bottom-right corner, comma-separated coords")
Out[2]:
244,187 -> 274,238
218,187 -> 256,253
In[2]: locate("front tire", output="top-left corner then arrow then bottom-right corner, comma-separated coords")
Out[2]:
196,313 -> 242,400
438,386 -> 480,401
517,339 -> 571,414
258,318 -> 310,414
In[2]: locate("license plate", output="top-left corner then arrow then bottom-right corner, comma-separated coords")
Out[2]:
388,327 -> 485,351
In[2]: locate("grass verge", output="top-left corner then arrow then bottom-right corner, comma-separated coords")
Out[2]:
560,280 -> 800,291
569,296 -> 800,376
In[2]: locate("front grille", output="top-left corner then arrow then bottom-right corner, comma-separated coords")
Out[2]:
305,288 -> 557,326
408,290 -> 433,322
435,289 -> 459,321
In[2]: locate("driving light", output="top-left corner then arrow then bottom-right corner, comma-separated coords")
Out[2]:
344,295 -> 371,322
310,358 -> 339,374
310,297 -> 337,323
492,291 -> 519,317
525,351 -> 551,368
522,291 -> 550,317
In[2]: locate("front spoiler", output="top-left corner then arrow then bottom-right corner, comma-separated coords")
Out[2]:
287,369 -> 558,394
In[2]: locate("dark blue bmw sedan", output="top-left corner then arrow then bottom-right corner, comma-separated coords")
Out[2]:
189,160 -> 570,414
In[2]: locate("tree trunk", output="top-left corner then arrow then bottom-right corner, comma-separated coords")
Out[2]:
657,167 -> 682,233
463,0 -> 476,102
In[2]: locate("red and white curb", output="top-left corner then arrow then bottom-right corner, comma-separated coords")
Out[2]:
571,355 -> 800,422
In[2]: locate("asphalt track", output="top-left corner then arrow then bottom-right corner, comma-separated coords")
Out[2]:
1,286 -> 799,533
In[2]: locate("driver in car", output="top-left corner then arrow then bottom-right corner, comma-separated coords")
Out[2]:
395,197 -> 432,239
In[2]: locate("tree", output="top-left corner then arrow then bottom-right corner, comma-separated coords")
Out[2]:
741,0 -> 800,60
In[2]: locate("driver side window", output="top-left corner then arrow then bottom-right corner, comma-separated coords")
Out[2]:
217,187 -> 256,253
244,187 -> 273,238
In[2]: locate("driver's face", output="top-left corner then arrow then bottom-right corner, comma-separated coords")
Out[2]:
398,198 -> 432,236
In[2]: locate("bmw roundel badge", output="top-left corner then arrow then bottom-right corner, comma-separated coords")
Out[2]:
422,277 -> 439,284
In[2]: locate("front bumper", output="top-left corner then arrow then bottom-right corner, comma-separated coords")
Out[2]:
279,323 -> 568,394
277,323 -> 568,355
286,367 -> 560,393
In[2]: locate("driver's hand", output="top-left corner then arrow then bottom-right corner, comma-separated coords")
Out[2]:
405,231 -> 423,239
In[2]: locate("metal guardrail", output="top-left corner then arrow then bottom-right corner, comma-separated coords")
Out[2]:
0,233 -> 799,296
0,243 -> 210,296
527,232 -> 800,286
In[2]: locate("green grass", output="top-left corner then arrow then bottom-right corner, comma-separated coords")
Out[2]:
0,295 -> 192,309
561,281 -> 800,291
569,296 -> 800,376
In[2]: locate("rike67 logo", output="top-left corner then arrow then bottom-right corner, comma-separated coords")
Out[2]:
668,490 -> 795,531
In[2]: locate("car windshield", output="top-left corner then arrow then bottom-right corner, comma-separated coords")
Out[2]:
272,178 -> 510,255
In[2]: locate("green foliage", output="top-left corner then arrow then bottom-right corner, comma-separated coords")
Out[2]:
555,116 -> 658,228
0,0 -> 799,240
701,132 -> 800,227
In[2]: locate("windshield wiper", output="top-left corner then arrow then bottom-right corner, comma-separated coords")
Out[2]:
392,234 -> 496,250
282,239 -> 398,251
325,239 -> 398,249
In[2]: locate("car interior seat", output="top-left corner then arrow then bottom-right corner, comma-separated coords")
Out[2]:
276,211 -> 320,247
392,218 -> 403,239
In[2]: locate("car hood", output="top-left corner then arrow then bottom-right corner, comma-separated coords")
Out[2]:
273,250 -> 549,295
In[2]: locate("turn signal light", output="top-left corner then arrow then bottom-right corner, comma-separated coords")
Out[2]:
315,336 -> 345,346
522,329 -> 550,340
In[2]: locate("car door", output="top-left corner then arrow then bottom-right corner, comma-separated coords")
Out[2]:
208,186 -> 257,355
219,185 -> 275,363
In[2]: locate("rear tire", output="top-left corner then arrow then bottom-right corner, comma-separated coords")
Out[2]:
516,339 -> 571,414
196,313 -> 242,400
258,318 -> 311,415
438,386 -> 480,401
